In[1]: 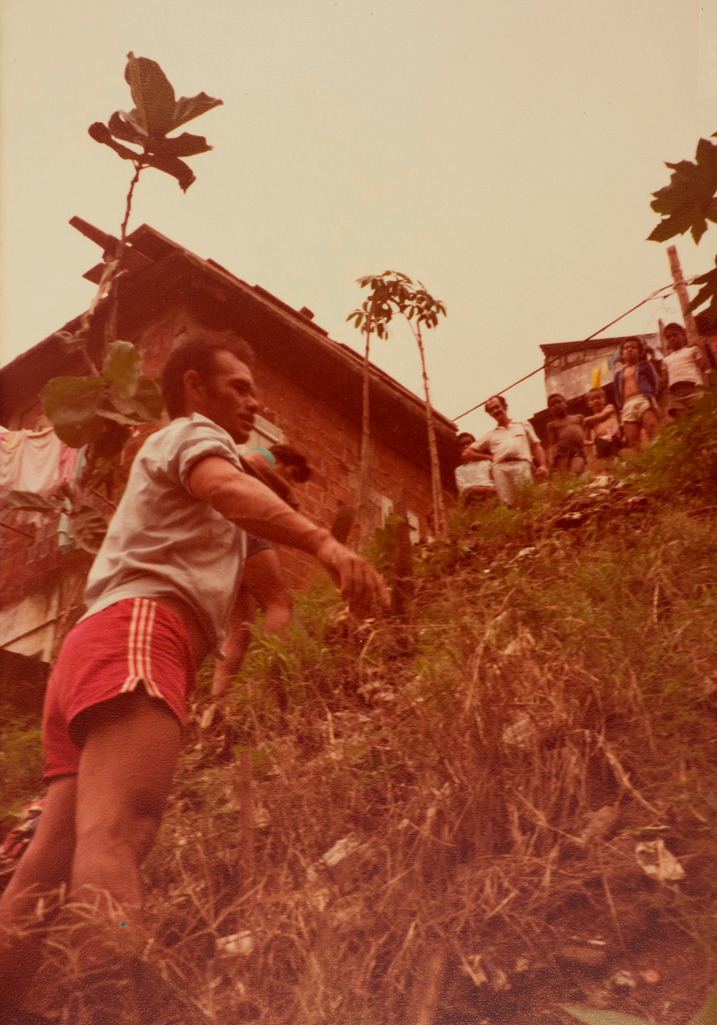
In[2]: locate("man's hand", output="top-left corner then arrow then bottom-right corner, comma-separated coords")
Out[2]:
315,535 -> 390,618
461,445 -> 492,463
534,465 -> 549,478
189,457 -> 389,616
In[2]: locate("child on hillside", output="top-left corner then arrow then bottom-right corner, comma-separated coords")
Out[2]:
583,386 -> 620,460
660,322 -> 708,418
454,431 -> 497,504
612,336 -> 659,452
545,393 -> 586,473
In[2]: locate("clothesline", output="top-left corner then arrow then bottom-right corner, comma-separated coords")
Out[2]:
452,279 -> 690,422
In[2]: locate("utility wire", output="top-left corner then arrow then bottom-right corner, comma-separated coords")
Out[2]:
452,279 -> 694,422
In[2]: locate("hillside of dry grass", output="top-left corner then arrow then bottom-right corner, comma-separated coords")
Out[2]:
4,398 -> 717,1023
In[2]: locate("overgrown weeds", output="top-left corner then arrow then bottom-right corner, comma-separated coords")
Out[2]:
636,380 -> 717,502
7,483 -> 717,1023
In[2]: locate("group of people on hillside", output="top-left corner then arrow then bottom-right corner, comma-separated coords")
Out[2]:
455,323 -> 711,507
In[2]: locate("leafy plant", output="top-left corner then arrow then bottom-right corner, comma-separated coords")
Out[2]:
41,340 -> 162,453
636,380 -> 717,500
649,133 -> 717,328
348,272 -> 447,539
35,55 -> 222,510
2,487 -> 109,554
89,51 -> 222,196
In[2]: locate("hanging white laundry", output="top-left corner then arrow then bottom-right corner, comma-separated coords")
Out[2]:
0,427 -> 78,495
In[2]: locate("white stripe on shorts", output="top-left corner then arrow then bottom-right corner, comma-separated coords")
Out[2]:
122,598 -> 161,696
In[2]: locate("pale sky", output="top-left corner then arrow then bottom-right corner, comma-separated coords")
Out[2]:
1,1 -> 714,440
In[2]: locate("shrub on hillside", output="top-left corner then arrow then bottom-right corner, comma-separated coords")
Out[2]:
640,381 -> 717,500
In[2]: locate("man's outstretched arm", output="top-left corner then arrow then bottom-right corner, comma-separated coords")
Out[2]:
188,456 -> 389,615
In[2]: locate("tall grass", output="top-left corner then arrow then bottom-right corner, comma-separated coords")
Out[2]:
128,506 -> 717,1021
6,483 -> 717,1022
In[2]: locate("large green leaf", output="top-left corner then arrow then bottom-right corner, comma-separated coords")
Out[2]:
67,505 -> 108,554
142,150 -> 196,191
687,256 -> 717,329
97,409 -> 146,426
127,377 -> 164,420
89,122 -> 141,162
102,340 -> 141,399
2,490 -> 64,513
124,52 -> 176,137
648,137 -> 717,245
41,376 -> 104,425
561,1006 -> 651,1025
108,110 -> 147,145
148,132 -> 212,158
53,418 -> 108,449
99,378 -> 163,423
170,92 -> 223,131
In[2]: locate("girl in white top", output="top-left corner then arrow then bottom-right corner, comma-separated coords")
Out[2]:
662,322 -> 708,417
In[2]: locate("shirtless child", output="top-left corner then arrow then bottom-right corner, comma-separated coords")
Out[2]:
545,393 -> 586,473
613,336 -> 659,452
583,387 -> 620,460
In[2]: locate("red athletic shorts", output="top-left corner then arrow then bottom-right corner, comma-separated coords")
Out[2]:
42,598 -> 196,780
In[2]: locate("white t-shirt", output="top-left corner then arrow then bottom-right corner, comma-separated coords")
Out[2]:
455,461 -> 495,492
663,346 -> 704,388
473,420 -> 539,464
81,414 -> 247,648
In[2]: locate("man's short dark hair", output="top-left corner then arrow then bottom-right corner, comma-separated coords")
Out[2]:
486,395 -> 507,410
664,322 -> 686,336
457,432 -> 475,446
161,329 -> 255,419
587,386 -> 607,400
269,443 -> 311,483
547,392 -> 566,404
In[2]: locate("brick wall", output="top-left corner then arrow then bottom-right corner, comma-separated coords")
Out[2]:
0,513 -> 66,610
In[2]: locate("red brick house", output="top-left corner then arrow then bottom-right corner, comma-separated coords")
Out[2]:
0,220 -> 458,697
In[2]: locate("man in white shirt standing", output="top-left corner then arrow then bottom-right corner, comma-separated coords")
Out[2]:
661,322 -> 709,418
462,395 -> 547,506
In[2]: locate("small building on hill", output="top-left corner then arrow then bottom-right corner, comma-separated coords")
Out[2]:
530,333 -> 660,439
0,220 -> 458,697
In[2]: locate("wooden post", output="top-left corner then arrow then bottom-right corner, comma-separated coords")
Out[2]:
655,319 -> 669,422
666,245 -> 710,363
239,750 -> 254,883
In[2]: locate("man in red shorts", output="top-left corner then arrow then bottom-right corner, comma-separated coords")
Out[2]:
0,327 -> 387,1020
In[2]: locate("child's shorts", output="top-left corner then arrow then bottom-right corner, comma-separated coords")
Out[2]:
621,394 -> 655,424
42,598 -> 195,780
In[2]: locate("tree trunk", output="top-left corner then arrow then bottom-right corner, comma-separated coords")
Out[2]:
415,328 -> 447,537
356,314 -> 374,546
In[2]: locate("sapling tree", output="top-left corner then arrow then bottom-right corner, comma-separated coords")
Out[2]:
41,52 -> 223,469
348,272 -> 447,539
5,54 -> 223,542
347,273 -> 407,543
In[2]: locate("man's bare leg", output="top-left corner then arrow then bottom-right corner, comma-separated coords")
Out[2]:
71,687 -> 182,921
0,776 -> 76,1006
